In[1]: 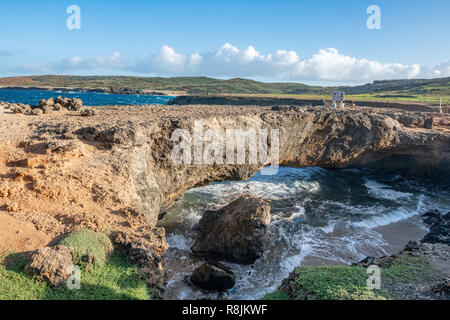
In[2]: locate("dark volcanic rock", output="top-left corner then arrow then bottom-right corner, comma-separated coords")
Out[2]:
190,262 -> 236,291
422,210 -> 443,227
424,117 -> 434,129
353,256 -> 378,267
192,195 -> 271,264
430,278 -> 450,296
395,114 -> 426,128
422,211 -> 450,245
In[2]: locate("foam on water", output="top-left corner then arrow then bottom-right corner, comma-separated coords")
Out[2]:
364,179 -> 413,201
353,195 -> 425,229
160,167 -> 449,300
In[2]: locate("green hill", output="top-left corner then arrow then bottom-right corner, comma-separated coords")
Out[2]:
0,75 -> 448,104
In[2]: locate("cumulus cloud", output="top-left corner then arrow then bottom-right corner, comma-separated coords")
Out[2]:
127,44 -> 448,82
3,44 -> 449,83
290,48 -> 422,82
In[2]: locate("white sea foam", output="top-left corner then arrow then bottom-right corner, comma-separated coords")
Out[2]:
353,195 -> 425,229
163,167 -> 448,300
319,221 -> 336,233
182,167 -> 323,204
280,241 -> 313,271
166,234 -> 194,251
364,179 -> 413,201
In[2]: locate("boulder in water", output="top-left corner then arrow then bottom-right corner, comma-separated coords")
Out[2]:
190,262 -> 236,291
191,195 -> 271,264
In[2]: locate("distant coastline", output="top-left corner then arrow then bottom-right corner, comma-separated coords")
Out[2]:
0,86 -> 181,96
0,75 -> 448,105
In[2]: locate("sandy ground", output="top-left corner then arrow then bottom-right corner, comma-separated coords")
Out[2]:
0,212 -> 50,252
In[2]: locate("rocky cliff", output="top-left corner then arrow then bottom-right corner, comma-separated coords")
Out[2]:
1,104 -> 449,230
1,102 -> 449,297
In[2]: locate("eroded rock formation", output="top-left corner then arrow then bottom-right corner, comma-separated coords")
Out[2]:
1,102 -> 449,293
1,104 -> 449,226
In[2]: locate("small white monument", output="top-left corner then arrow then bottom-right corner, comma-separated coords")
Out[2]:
332,91 -> 345,109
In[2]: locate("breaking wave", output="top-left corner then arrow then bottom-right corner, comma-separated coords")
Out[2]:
160,167 -> 450,300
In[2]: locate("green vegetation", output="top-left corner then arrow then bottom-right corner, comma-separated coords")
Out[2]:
0,251 -> 151,300
381,255 -> 441,284
262,255 -> 442,300
278,266 -> 389,300
0,75 -> 449,104
262,290 -> 293,300
59,229 -> 113,267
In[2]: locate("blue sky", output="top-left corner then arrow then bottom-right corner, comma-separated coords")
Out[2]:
0,0 -> 449,84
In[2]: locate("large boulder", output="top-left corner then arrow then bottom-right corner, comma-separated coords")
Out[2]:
31,108 -> 44,116
68,98 -> 83,111
52,103 -> 62,111
191,262 -> 236,291
191,195 -> 271,264
395,114 -> 425,128
55,96 -> 70,106
24,245 -> 74,287
424,117 -> 434,129
10,103 -> 32,114
39,97 -> 54,107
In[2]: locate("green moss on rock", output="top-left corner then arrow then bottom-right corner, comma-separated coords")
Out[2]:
264,253 -> 444,300
59,230 -> 113,267
0,252 -> 151,300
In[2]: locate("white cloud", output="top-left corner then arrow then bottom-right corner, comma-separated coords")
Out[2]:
429,60 -> 450,77
3,44 -> 449,83
95,52 -> 125,67
290,48 -> 423,82
215,43 -> 264,63
267,50 -> 300,66
188,52 -> 202,67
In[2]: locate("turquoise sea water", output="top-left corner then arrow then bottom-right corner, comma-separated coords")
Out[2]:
0,89 -> 174,106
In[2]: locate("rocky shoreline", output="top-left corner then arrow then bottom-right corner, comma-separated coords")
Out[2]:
169,95 -> 448,113
0,98 -> 449,299
268,210 -> 449,300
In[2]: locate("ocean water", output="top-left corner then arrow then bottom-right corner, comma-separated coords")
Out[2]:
0,88 -> 174,106
159,167 -> 450,300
